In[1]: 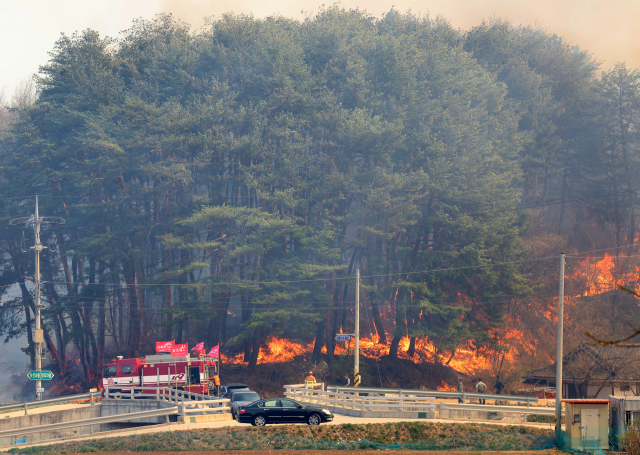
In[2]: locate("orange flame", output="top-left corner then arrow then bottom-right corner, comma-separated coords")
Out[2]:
222,336 -> 312,364
437,381 -> 456,391
222,332 -> 520,376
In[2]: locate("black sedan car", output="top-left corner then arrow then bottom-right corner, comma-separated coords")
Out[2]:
236,398 -> 334,426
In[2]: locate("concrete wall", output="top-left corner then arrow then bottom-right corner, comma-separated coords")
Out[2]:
589,385 -> 635,399
0,405 -> 101,447
0,399 -> 182,448
440,407 -> 527,423
100,399 -> 179,424
0,405 -> 99,432
319,403 -> 435,419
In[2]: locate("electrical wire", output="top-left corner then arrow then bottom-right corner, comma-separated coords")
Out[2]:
38,255 -> 559,288
7,245 -> 640,291
1,177 -> 639,219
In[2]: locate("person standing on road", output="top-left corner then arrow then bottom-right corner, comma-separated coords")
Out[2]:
475,378 -> 486,404
305,371 -> 316,387
457,377 -> 464,403
494,376 -> 504,395
344,374 -> 350,386
212,373 -> 221,396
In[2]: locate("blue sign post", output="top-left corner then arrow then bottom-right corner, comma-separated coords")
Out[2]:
335,335 -> 351,341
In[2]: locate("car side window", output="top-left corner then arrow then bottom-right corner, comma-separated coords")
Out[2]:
260,400 -> 280,407
121,365 -> 132,374
281,400 -> 298,408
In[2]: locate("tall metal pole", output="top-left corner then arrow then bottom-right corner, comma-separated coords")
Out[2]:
33,195 -> 43,401
10,196 -> 63,401
354,269 -> 360,387
555,252 -> 565,437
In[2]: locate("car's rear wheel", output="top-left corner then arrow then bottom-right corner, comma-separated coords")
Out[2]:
253,415 -> 266,426
308,413 -> 321,425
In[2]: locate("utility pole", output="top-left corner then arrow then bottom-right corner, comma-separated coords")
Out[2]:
555,252 -> 565,438
354,269 -> 360,387
11,196 -> 64,400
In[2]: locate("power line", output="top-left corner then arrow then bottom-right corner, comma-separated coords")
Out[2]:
40,255 -> 558,288
17,246 -> 640,289
2,179 -> 640,219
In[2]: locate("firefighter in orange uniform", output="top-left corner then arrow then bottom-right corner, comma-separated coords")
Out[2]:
305,371 -> 316,387
213,373 -> 221,396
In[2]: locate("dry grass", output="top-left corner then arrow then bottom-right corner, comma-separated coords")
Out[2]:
5,421 -> 554,454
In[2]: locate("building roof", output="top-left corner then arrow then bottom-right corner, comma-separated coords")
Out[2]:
524,343 -> 640,383
562,399 -> 611,404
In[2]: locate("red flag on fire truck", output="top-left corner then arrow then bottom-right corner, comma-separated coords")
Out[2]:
156,340 -> 174,353
192,342 -> 205,353
207,344 -> 219,358
171,343 -> 188,357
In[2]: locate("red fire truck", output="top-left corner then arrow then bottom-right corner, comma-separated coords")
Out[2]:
102,353 -> 218,395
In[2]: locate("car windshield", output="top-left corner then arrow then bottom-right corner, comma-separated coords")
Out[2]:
104,366 -> 117,378
232,392 -> 260,402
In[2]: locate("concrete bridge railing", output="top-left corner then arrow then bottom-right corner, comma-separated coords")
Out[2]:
284,384 -> 436,418
327,386 -> 539,406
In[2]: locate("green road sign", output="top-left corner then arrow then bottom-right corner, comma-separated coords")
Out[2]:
28,370 -> 54,380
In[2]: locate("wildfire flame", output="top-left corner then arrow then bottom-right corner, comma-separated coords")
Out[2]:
437,381 -> 456,391
222,337 -> 312,364
222,332 -> 522,376
571,253 -> 640,297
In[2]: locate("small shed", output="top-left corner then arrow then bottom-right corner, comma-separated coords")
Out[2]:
609,395 -> 640,449
563,399 -> 610,450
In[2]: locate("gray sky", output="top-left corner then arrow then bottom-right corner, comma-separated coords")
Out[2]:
1,0 -> 639,94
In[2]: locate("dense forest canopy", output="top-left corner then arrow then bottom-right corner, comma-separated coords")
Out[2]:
1,8 -> 639,387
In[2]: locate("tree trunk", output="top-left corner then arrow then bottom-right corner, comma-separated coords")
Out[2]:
19,282 -> 36,370
131,239 -> 150,354
371,302 -> 387,344
248,328 -> 262,369
242,294 -> 252,363
407,336 -> 416,357
328,284 -> 345,363
311,318 -> 325,361
388,336 -> 401,360
123,258 -> 141,357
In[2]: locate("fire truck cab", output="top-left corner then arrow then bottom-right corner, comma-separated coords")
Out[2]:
103,354 -> 218,396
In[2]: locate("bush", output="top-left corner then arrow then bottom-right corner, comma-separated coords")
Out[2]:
620,427 -> 640,455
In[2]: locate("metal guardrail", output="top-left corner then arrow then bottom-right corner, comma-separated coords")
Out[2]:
0,393 -> 97,415
440,402 -> 562,416
182,400 -> 231,415
0,406 -> 179,440
285,385 -> 436,412
439,402 -> 564,422
104,386 -> 225,403
104,386 -> 231,416
327,386 -> 539,406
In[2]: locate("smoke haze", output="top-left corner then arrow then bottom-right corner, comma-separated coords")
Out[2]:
160,0 -> 640,69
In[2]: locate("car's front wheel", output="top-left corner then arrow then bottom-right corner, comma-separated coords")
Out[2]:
253,415 -> 267,426
308,413 -> 321,425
